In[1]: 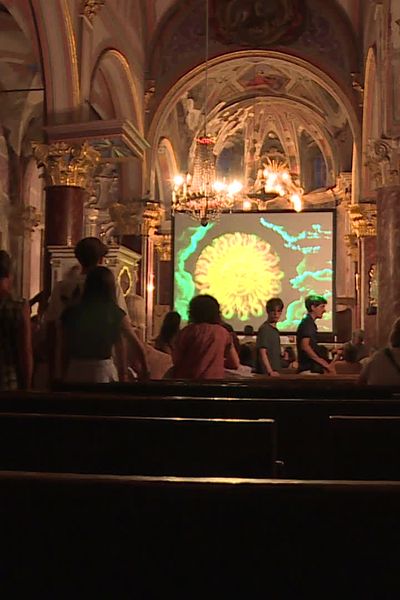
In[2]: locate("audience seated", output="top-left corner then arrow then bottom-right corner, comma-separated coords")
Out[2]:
334,342 -> 362,374
359,318 -> 400,384
173,295 -> 240,379
154,311 -> 181,355
351,329 -> 369,361
281,346 -> 298,370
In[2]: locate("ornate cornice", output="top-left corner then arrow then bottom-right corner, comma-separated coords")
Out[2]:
348,202 -> 377,238
365,138 -> 400,189
33,141 -> 101,189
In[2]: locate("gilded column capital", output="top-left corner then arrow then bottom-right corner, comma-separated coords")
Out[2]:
365,138 -> 400,189
347,202 -> 377,238
154,233 -> 172,261
33,141 -> 101,190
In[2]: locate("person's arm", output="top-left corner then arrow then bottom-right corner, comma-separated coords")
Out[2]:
114,333 -> 128,382
18,301 -> 33,389
120,315 -> 150,379
300,338 -> 335,373
258,348 -> 280,377
225,340 -> 240,370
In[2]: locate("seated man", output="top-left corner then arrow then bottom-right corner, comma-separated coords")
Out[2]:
334,342 -> 362,374
296,295 -> 335,374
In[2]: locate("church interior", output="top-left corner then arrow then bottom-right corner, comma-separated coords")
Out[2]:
2,0 -> 400,596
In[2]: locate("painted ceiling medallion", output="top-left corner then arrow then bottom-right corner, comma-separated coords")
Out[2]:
211,0 -> 306,47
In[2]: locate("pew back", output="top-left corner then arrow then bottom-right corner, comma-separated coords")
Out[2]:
0,412 -> 277,478
330,415 -> 400,480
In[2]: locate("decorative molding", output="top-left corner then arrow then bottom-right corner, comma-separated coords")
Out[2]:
33,141 -> 100,189
348,202 -> 377,238
144,79 -> 156,114
109,199 -> 163,237
44,120 -> 150,162
365,138 -> 400,189
350,73 -> 364,107
344,233 -> 358,261
153,233 -> 172,261
9,205 -> 43,236
81,0 -> 105,23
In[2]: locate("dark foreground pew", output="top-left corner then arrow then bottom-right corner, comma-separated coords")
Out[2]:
0,413 -> 277,477
330,415 -> 400,479
1,472 -> 400,598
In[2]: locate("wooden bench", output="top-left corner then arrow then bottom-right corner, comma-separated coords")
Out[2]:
330,415 -> 400,479
0,412 -> 277,477
1,472 -> 400,597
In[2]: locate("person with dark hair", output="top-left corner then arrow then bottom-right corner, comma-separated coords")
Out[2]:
61,266 -> 149,383
0,250 -> 33,390
256,297 -> 284,376
359,318 -> 400,385
44,237 -> 127,382
334,342 -> 362,375
154,311 -> 181,355
172,294 -> 240,379
296,294 -> 335,374
281,346 -> 298,369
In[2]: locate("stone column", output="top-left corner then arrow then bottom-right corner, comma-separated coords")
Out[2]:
34,141 -> 100,292
377,185 -> 400,346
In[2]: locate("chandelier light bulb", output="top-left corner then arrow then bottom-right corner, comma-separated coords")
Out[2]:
174,174 -> 184,187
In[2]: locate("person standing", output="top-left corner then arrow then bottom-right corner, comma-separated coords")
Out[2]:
296,295 -> 335,374
255,298 -> 284,377
0,251 -> 33,390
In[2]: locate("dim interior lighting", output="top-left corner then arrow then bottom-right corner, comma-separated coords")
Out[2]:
171,0 -> 303,219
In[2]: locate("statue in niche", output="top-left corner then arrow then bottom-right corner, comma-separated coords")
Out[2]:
211,0 -> 306,46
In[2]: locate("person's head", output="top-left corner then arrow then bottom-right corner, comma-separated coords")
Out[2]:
266,297 -> 284,324
243,325 -> 254,336
342,342 -> 359,363
159,311 -> 181,342
305,294 -> 327,319
74,237 -> 108,270
82,266 -> 117,304
0,251 -> 12,289
351,329 -> 365,345
189,294 -> 220,324
390,318 -> 400,348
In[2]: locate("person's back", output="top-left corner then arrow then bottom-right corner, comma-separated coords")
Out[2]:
359,319 -> 400,385
173,295 -> 239,379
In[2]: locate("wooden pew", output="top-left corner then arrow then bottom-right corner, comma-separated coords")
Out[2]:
329,415 -> 400,480
1,472 -> 400,597
0,412 -> 277,478
3,390 -> 400,479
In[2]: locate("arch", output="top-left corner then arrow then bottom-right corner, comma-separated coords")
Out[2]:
146,50 -> 361,199
90,49 -> 143,133
28,0 -> 80,117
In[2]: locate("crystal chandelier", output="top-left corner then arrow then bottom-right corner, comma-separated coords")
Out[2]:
171,0 -> 243,226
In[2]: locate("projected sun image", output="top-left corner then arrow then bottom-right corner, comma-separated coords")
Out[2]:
194,232 -> 284,321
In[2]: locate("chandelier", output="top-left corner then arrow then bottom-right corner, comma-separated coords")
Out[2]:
171,0 -> 244,226
171,0 -> 303,223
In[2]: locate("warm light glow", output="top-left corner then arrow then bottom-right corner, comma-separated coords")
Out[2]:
291,193 -> 302,212
174,174 -> 184,186
147,282 -> 155,293
213,180 -> 226,192
228,180 -> 243,196
242,199 -> 252,211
